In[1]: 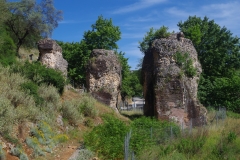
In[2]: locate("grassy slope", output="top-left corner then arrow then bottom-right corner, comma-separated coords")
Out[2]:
1,48 -> 240,160
0,48 -> 130,159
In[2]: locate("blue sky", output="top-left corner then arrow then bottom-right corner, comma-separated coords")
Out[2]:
52,0 -> 240,69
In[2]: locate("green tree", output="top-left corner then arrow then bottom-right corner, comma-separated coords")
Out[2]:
83,15 -> 121,50
118,52 -> 142,100
178,16 -> 240,78
57,41 -> 90,85
178,16 -> 240,111
139,26 -> 171,54
58,15 -> 121,86
0,28 -> 16,66
0,1 -> 16,66
0,0 -> 9,23
5,0 -> 63,55
0,0 -> 9,43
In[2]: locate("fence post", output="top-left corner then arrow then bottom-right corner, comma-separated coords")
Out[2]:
124,130 -> 132,160
151,127 -> 153,139
189,119 -> 192,134
181,120 -> 184,134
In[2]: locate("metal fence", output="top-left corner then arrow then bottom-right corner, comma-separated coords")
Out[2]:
124,107 -> 227,160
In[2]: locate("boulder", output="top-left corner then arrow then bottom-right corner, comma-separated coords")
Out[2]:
142,33 -> 207,127
86,49 -> 121,112
37,38 -> 68,76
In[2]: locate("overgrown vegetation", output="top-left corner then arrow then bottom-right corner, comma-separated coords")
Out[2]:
1,0 -> 240,159
178,16 -> 240,112
174,51 -> 197,77
26,121 -> 68,158
132,113 -> 240,160
0,28 -> 16,66
84,116 -> 180,159
84,115 -> 129,159
12,61 -> 66,94
0,62 -> 100,158
139,26 -> 171,54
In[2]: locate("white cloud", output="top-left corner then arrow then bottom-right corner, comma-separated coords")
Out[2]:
202,2 -> 240,19
166,7 -> 190,18
201,2 -> 240,35
59,20 -> 79,24
165,1 -> 240,37
112,0 -> 167,14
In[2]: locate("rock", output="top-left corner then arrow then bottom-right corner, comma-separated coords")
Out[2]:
57,115 -> 64,127
86,49 -> 121,112
142,32 -> 207,127
37,38 -> 68,76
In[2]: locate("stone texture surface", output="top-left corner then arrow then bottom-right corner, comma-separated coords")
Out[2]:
86,49 -> 121,112
37,38 -> 68,76
142,33 -> 207,127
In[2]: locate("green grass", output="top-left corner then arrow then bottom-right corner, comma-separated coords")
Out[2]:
136,115 -> 240,160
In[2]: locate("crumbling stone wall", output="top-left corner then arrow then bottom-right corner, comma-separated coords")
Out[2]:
37,38 -> 68,76
142,33 -> 207,127
86,49 -> 121,112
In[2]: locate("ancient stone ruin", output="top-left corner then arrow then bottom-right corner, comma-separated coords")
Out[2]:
86,49 -> 121,112
142,32 -> 207,127
37,38 -> 68,76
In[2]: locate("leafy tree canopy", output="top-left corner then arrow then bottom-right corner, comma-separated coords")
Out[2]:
178,16 -> 240,78
0,0 -> 9,25
139,26 -> 171,54
57,40 -> 90,85
83,15 -> 121,50
58,15 -> 121,86
118,52 -> 142,100
178,16 -> 240,111
5,0 -> 63,55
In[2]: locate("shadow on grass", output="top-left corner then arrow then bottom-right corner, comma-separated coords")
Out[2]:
120,110 -> 144,120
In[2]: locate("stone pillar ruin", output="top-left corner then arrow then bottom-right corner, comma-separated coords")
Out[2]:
86,49 -> 121,112
37,38 -> 68,76
142,33 -> 207,127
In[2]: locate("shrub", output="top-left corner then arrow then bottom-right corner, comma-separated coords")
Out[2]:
25,137 -> 45,157
12,61 -> 65,94
76,149 -> 94,160
0,144 -> 5,160
174,52 -> 197,77
79,94 -> 98,118
84,114 -> 129,159
20,81 -> 44,106
0,96 -> 15,133
38,84 -> 61,111
0,66 -> 42,133
10,147 -> 29,160
62,100 -> 84,126
26,121 -> 69,157
227,131 -> 237,143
